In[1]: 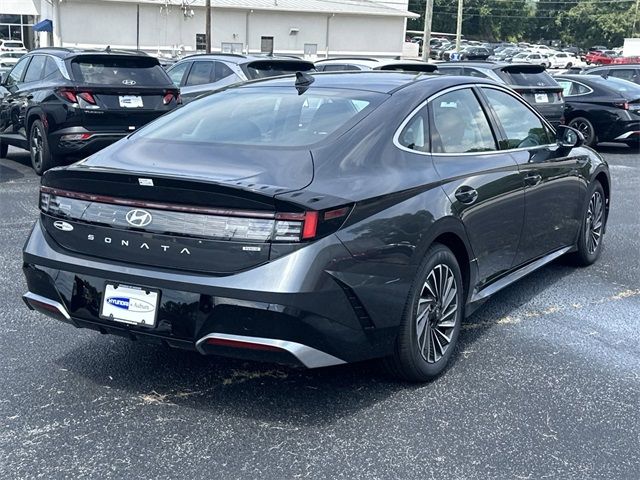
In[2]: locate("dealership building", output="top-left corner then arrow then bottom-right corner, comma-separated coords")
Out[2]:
5,0 -> 418,58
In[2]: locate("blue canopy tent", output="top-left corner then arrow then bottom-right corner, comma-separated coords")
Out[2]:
32,19 -> 53,33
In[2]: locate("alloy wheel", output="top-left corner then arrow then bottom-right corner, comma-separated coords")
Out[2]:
416,264 -> 458,363
570,119 -> 594,145
30,126 -> 43,170
586,191 -> 604,254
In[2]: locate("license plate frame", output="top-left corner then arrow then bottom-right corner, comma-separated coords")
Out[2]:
534,93 -> 549,103
100,283 -> 160,328
119,95 -> 144,108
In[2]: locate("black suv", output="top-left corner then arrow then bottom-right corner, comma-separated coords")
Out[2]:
0,48 -> 180,174
581,64 -> 640,85
436,62 -> 565,127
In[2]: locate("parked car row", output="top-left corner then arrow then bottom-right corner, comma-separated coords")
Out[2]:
1,47 -> 637,176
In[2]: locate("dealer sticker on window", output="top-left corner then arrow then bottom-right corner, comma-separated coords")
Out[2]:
100,283 -> 159,327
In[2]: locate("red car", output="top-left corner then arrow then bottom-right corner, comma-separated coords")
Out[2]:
613,56 -> 640,64
585,50 -> 616,65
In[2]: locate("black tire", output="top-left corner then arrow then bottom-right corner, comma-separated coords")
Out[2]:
384,244 -> 464,382
568,116 -> 597,147
29,120 -> 58,175
568,181 -> 606,266
0,139 -> 8,158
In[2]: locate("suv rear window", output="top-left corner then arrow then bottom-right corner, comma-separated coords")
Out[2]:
497,69 -> 557,87
138,86 -> 384,147
243,60 -> 315,79
70,55 -> 171,86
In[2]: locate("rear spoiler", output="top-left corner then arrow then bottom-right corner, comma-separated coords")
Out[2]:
499,63 -> 546,74
377,63 -> 438,73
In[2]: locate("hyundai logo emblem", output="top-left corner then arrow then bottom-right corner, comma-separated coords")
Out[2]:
125,209 -> 153,227
122,79 -> 137,85
53,220 -> 74,232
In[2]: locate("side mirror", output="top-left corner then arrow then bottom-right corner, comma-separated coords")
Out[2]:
556,125 -> 584,149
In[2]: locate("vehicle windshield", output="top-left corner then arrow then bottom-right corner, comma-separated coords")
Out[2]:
243,60 -> 315,80
2,41 -> 23,48
138,86 -> 385,147
70,55 -> 171,86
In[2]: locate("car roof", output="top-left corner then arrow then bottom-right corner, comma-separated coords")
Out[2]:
26,47 -> 150,59
235,70 -> 493,95
176,53 -> 313,65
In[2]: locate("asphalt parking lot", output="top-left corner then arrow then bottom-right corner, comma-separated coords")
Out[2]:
0,145 -> 638,479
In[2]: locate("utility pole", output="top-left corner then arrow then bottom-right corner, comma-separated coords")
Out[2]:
136,3 -> 140,51
421,0 -> 434,62
455,0 -> 463,52
633,0 -> 639,37
205,0 -> 212,53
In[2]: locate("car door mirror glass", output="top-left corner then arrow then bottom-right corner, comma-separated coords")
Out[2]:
556,125 -> 584,148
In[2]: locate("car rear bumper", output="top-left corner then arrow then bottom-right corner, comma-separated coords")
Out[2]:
22,220 -> 404,368
49,127 -> 130,157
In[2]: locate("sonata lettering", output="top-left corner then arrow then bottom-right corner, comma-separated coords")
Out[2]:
85,235 -> 191,255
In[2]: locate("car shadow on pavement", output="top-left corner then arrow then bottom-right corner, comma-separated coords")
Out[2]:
595,142 -> 639,155
52,259 -> 576,427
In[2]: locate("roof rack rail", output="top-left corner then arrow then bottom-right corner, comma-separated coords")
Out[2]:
180,52 -> 247,60
315,56 -> 380,63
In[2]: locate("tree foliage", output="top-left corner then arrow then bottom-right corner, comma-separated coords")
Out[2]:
407,0 -> 639,47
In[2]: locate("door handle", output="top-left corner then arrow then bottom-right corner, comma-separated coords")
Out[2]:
524,173 -> 542,186
454,186 -> 478,205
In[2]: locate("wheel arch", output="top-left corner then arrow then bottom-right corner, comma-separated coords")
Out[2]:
25,108 -> 49,138
416,216 -> 477,306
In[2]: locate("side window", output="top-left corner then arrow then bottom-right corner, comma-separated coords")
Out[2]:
609,69 -> 636,81
438,66 -> 463,76
6,56 -> 30,86
213,61 -> 235,82
573,82 -> 591,95
23,55 -> 46,83
465,68 -> 488,78
185,61 -> 214,86
167,62 -> 190,86
398,105 -> 428,152
557,80 -> 573,96
482,88 -> 554,149
42,57 -> 64,81
319,64 -> 358,72
430,88 -> 497,154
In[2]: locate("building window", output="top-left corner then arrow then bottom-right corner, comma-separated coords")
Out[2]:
304,44 -> 318,58
0,14 -> 35,49
196,33 -> 206,52
221,42 -> 243,54
260,36 -> 274,54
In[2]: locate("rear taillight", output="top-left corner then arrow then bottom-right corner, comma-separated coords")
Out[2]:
162,90 -> 181,105
77,92 -> 96,105
56,88 -> 97,105
39,187 -> 352,243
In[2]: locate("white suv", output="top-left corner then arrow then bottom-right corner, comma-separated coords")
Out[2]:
0,40 -> 27,52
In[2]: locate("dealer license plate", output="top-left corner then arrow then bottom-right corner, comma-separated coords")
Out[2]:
534,93 -> 549,103
119,95 -> 144,108
100,283 -> 159,327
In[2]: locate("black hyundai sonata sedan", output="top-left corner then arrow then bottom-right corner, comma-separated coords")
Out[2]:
22,72 -> 610,381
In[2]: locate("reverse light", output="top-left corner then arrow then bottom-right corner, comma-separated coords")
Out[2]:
60,133 -> 93,141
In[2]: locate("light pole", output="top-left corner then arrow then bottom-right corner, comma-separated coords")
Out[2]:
205,0 -> 211,53
421,0 -> 434,62
456,0 -> 463,52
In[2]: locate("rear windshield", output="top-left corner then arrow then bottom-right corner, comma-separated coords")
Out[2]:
138,86 -> 385,147
2,41 -> 23,48
497,68 -> 558,87
585,76 -> 640,96
243,60 -> 315,80
0,52 -> 24,59
70,56 -> 171,86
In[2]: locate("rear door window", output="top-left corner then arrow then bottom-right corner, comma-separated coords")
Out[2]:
430,88 -> 497,154
185,61 -> 214,86
71,56 -> 170,86
481,87 -> 554,149
23,55 -> 46,83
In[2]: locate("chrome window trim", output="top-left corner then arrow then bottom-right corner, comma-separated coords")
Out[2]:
555,77 -> 594,97
392,83 -> 557,157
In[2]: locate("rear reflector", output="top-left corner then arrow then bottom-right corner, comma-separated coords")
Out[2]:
60,133 -> 93,141
205,337 -> 282,352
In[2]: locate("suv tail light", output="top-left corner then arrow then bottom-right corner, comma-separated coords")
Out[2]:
56,88 -> 97,105
162,90 -> 181,105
